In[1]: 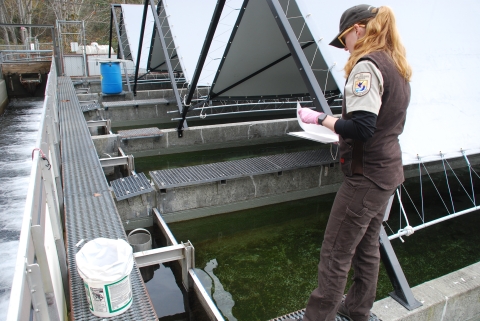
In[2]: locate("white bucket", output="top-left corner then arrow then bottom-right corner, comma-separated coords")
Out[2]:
76,238 -> 134,318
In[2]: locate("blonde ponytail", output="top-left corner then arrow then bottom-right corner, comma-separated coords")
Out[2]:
344,6 -> 412,81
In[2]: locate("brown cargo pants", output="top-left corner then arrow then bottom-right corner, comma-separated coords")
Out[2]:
303,175 -> 395,321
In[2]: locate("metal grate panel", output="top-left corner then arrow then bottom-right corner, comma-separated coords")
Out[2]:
150,149 -> 337,189
79,101 -> 101,113
58,77 -> 157,321
111,172 -> 154,201
118,127 -> 163,139
270,308 -> 377,321
102,98 -> 169,108
270,309 -> 305,321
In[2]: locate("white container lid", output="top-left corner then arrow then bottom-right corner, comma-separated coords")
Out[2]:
76,238 -> 133,283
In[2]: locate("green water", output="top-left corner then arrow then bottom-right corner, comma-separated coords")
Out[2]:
169,171 -> 480,321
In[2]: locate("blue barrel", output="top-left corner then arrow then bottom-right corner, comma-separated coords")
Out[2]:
100,62 -> 122,94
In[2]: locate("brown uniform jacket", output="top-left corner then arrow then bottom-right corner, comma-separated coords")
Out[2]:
339,51 -> 411,190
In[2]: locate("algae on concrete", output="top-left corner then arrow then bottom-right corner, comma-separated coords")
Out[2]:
169,169 -> 480,321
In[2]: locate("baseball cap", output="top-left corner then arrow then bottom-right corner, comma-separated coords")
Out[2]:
329,4 -> 377,48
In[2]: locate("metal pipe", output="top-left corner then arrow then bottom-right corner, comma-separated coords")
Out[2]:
184,0 -> 226,106
112,5 -> 132,92
149,0 -> 186,134
51,28 -> 61,76
178,0 -> 226,135
0,23 -> 54,28
109,9 -> 113,59
0,50 -> 52,53
81,21 -> 88,76
388,205 -> 480,241
55,21 -> 64,75
133,0 -> 149,96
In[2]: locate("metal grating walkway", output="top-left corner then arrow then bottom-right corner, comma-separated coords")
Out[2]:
150,149 -> 337,189
270,309 -> 305,320
58,77 -> 157,320
111,172 -> 154,201
271,306 -> 378,320
102,98 -> 169,109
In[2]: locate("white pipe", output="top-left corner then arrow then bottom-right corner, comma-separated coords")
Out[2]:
388,205 -> 480,240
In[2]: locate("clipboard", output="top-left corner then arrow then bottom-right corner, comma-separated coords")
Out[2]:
289,102 -> 339,144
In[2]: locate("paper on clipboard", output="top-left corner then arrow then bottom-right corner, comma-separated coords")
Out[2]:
289,102 -> 339,143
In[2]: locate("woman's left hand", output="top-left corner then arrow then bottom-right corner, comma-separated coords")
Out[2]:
298,108 -> 322,124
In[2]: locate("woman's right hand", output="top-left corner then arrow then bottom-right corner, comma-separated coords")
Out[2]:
298,107 -> 322,124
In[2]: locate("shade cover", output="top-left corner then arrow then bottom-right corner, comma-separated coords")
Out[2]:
296,0 -> 480,164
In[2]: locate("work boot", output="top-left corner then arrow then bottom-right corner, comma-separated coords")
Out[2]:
337,301 -> 353,321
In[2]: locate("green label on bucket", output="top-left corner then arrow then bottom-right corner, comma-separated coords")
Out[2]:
105,275 -> 133,313
84,283 -> 94,311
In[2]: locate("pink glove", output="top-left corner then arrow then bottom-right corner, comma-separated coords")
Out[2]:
298,108 -> 322,124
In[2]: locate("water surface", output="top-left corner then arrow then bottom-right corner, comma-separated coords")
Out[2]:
0,98 -> 43,320
169,169 -> 480,321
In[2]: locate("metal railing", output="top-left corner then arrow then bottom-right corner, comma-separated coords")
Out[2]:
7,59 -> 68,321
0,50 -> 53,63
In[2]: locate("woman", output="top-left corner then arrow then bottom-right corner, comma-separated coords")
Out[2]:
288,4 -> 412,321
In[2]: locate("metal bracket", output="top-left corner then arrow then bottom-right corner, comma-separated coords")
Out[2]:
132,240 -> 195,290
182,241 -> 195,290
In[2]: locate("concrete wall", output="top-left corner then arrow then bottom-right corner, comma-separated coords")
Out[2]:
102,103 -> 173,126
158,164 -> 344,223
91,134 -> 118,157
372,261 -> 480,321
0,79 -> 8,115
115,191 -> 155,230
119,119 -> 302,156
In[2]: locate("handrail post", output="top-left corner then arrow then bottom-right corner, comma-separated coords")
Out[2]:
26,263 -> 57,321
182,241 -> 195,290
31,226 -> 62,320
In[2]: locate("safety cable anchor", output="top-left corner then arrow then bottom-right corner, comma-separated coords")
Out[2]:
32,148 -> 51,170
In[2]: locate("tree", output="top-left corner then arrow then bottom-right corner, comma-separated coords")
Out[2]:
0,0 -> 145,47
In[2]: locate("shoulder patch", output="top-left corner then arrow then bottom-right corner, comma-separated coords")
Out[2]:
352,72 -> 372,97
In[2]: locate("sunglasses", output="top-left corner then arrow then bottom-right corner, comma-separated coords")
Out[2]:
338,24 -> 366,48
